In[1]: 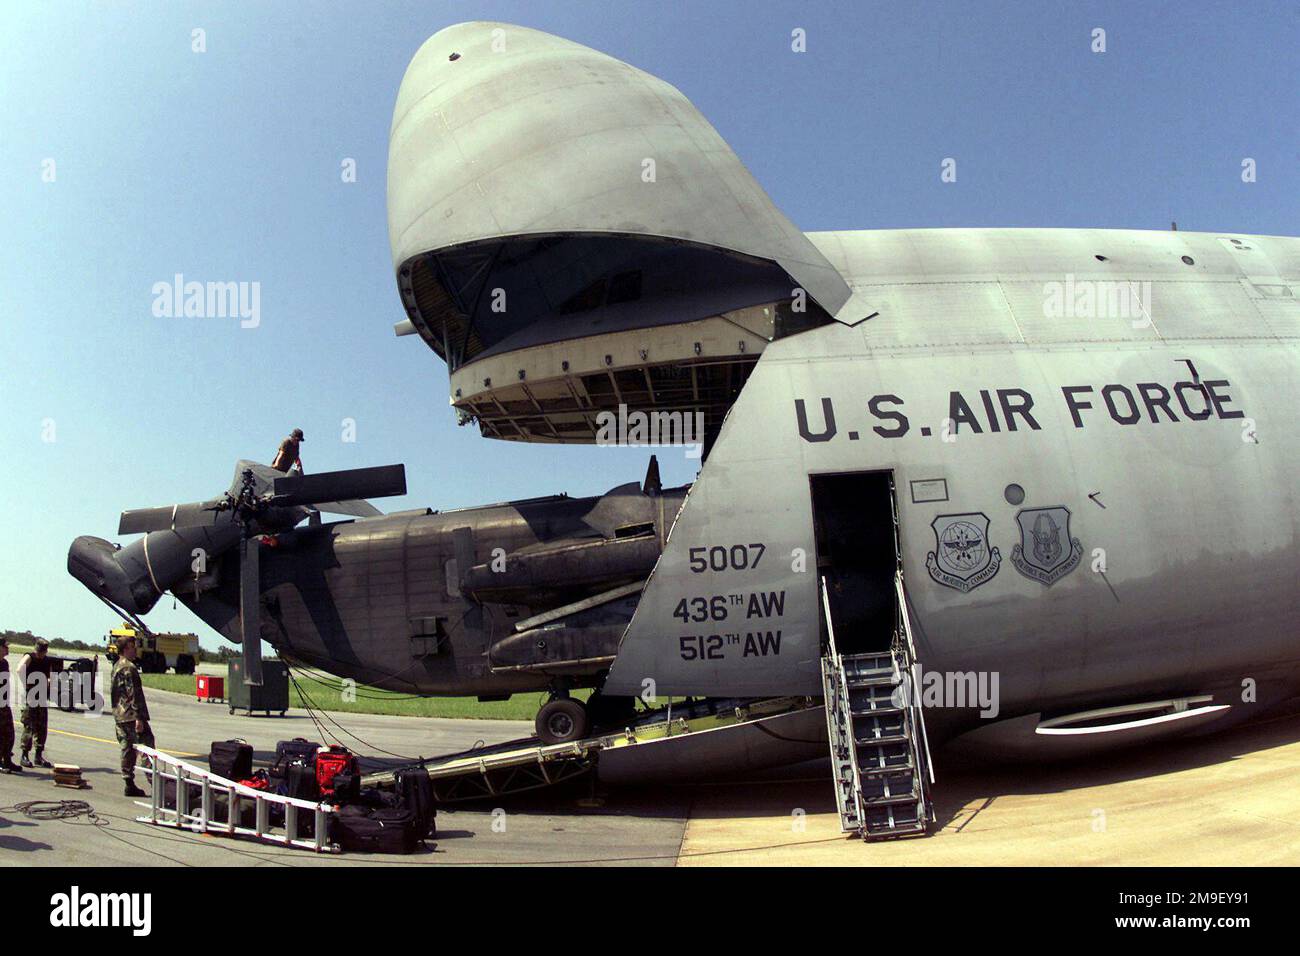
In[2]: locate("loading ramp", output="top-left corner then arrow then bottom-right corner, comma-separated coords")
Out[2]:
361,695 -> 821,801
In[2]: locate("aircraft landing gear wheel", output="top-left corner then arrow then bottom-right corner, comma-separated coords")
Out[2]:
536,698 -> 588,744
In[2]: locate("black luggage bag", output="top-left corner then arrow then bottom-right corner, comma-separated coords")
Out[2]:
275,763 -> 321,836
329,770 -> 361,805
334,805 -> 421,854
273,738 -> 320,776
209,739 -> 253,781
355,786 -> 399,811
284,762 -> 320,802
395,767 -> 436,838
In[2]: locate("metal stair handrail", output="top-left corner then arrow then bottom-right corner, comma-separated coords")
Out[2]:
894,571 -> 935,787
820,574 -> 865,826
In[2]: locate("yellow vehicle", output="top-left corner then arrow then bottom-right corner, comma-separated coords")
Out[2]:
106,624 -> 200,674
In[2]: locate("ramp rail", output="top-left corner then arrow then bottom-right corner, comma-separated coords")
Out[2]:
134,744 -> 340,853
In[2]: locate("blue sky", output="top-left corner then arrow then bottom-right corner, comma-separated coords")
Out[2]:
1,2 -> 1296,647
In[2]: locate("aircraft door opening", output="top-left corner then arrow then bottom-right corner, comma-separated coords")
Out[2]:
810,471 -> 898,655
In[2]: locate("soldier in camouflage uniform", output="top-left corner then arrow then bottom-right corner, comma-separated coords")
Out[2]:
0,637 -> 20,773
111,633 -> 154,797
18,637 -> 53,767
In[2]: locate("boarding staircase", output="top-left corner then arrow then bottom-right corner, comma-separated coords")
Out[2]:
821,572 -> 934,840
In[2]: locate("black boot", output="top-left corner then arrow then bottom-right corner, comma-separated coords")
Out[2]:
1,758 -> 19,774
124,780 -> 146,798
20,752 -> 32,768
34,751 -> 53,769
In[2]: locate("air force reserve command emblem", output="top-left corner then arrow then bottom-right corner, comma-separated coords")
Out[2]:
1011,506 -> 1083,586
926,513 -> 1001,592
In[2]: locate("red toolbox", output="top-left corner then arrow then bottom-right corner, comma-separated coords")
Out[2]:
196,674 -> 226,703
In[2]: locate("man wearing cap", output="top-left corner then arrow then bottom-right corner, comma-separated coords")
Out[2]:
0,637 -> 20,773
111,633 -> 154,797
271,428 -> 306,474
18,637 -> 53,768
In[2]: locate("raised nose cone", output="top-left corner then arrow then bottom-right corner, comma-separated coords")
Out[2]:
389,21 -> 850,313
388,22 -> 853,444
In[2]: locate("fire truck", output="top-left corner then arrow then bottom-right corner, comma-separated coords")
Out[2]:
105,624 -> 199,674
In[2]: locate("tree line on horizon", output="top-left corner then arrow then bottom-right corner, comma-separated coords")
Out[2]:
1,628 -> 237,664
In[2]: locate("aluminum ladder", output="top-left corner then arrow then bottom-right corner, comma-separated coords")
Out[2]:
821,573 -> 935,840
134,744 -> 340,852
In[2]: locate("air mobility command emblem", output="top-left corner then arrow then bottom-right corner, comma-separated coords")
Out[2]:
927,513 -> 1001,592
1011,506 -> 1083,586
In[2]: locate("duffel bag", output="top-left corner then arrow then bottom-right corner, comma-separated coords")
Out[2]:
334,804 -> 421,854
237,770 -> 271,791
355,786 -> 399,811
209,739 -> 253,781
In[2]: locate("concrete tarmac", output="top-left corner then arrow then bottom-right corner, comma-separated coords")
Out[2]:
3,676 -> 1298,866
0,673 -> 690,866
677,703 -> 1300,866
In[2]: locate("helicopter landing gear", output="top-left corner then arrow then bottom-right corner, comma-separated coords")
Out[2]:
535,694 -> 589,744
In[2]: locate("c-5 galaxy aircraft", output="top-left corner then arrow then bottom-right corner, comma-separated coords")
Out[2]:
70,23 -> 1298,833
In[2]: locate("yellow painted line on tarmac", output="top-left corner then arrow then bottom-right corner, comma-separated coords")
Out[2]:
48,727 -> 201,758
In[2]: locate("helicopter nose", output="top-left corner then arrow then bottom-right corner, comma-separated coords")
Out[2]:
68,535 -> 118,591
68,535 -> 149,613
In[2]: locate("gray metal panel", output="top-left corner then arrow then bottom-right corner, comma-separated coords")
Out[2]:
606,301 -> 1300,722
388,22 -> 851,316
603,355 -> 826,697
805,228 -> 1300,353
808,227 -> 1300,286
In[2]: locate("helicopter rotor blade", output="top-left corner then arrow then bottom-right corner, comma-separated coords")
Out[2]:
118,501 -> 224,536
271,465 -> 406,508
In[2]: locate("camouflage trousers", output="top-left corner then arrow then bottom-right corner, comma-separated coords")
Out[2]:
116,720 -> 155,782
19,706 -> 47,752
0,706 -> 13,760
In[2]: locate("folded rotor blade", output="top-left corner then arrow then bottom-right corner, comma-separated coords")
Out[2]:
118,501 -> 223,535
272,464 -> 406,507
314,499 -> 383,518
